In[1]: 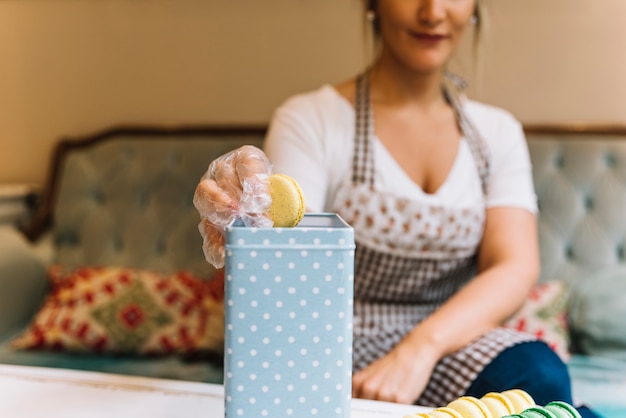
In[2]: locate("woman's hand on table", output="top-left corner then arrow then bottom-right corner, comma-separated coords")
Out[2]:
351,336 -> 440,405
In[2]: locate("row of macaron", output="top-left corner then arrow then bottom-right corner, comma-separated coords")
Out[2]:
403,389 -> 581,418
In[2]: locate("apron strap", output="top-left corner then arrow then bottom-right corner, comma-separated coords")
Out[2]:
443,86 -> 491,195
353,72 -> 376,187
352,71 -> 491,195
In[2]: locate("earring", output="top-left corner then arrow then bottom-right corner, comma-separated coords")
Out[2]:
469,15 -> 478,25
366,10 -> 376,22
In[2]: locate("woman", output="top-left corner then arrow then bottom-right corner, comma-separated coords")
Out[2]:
195,1 -> 598,416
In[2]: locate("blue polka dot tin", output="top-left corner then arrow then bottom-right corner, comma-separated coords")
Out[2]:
224,213 -> 355,417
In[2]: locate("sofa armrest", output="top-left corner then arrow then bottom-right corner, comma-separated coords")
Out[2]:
0,226 -> 48,337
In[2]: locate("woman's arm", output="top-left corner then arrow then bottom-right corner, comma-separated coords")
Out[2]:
409,206 -> 539,356
352,206 -> 540,404
264,87 -> 354,213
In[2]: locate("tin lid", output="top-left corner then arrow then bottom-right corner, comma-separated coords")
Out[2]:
225,213 -> 355,250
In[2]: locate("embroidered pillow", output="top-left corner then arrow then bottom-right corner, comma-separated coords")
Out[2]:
12,265 -> 225,356
504,280 -> 570,360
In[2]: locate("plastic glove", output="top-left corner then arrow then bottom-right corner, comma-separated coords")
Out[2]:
193,145 -> 273,268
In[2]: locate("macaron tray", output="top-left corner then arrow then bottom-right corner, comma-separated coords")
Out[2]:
403,389 -> 581,418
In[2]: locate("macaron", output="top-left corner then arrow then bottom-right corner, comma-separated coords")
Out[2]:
402,413 -> 431,418
545,401 -> 582,418
517,406 -> 558,418
447,396 -> 493,418
268,173 -> 305,227
501,389 -> 536,413
481,392 -> 515,417
428,407 -> 465,418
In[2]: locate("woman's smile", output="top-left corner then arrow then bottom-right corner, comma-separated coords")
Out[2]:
410,31 -> 449,46
373,0 -> 475,73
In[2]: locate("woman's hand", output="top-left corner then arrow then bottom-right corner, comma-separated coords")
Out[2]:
351,335 -> 440,404
193,145 -> 273,268
352,207 -> 539,405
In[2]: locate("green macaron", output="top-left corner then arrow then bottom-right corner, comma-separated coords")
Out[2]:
545,401 -> 582,418
519,407 -> 558,418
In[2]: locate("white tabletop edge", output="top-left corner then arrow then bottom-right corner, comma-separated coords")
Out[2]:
0,364 -> 431,417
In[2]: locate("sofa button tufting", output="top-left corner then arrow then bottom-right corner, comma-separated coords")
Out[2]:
565,246 -> 574,259
63,232 -> 80,246
618,245 -> 625,260
156,240 -> 166,254
169,152 -> 182,164
605,153 -> 617,167
554,154 -> 565,168
137,190 -> 149,207
584,196 -> 594,210
92,190 -> 105,204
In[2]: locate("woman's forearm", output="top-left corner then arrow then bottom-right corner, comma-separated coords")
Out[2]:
405,207 -> 540,357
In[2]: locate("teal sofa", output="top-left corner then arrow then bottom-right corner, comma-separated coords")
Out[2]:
524,125 -> 626,417
0,125 -> 267,384
1,124 -> 625,416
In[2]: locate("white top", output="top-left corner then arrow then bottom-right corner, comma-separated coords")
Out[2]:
264,84 -> 537,214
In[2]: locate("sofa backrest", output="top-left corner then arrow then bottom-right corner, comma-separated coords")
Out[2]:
26,124 -> 626,286
526,125 -> 626,289
25,125 -> 266,278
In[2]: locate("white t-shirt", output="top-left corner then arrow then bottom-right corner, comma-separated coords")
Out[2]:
264,84 -> 537,214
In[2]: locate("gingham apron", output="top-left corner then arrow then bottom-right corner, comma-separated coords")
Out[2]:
332,73 -> 535,407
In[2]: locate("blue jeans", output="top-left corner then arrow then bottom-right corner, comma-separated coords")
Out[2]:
465,341 -> 601,418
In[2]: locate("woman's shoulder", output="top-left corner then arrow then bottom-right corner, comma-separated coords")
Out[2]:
270,83 -> 356,143
462,98 -> 525,149
276,84 -> 352,119
463,98 -> 522,130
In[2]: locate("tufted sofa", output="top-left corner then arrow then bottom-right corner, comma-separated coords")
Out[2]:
1,124 -> 625,416
0,125 -> 266,384
524,125 -> 626,417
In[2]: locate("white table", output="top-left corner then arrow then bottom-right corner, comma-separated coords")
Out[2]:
0,364 -> 431,417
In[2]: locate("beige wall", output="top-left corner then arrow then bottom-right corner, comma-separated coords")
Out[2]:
2,0 -> 626,186
477,0 -> 626,124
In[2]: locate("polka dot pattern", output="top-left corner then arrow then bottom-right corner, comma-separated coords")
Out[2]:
224,214 -> 355,417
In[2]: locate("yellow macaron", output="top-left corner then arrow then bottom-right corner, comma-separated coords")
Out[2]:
428,407 -> 465,418
447,396 -> 494,418
481,392 -> 515,417
268,173 -> 305,227
501,389 -> 536,414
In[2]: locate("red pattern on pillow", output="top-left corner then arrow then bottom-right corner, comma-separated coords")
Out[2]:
504,280 -> 570,360
12,266 -> 225,356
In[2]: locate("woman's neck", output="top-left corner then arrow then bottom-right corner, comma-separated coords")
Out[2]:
368,56 -> 447,109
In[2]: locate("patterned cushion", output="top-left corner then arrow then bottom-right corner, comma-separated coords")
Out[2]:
12,266 -> 224,356
504,280 -> 570,360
